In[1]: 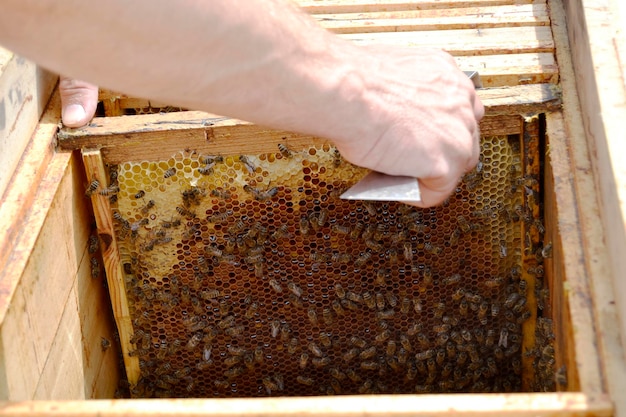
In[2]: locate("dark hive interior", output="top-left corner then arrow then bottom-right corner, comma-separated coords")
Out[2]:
107,132 -> 554,398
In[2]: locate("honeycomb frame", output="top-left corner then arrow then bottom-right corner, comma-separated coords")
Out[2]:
80,115 -> 552,398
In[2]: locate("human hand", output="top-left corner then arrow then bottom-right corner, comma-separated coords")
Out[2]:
59,76 -> 98,127
332,46 -> 484,208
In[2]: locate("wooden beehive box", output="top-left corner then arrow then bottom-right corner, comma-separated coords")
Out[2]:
0,0 -> 624,415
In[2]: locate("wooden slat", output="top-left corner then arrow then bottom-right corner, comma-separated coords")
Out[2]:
59,84 -> 560,164
0,393 -> 613,417
296,0 -> 538,14
77,238 -> 123,399
454,53 -> 558,87
32,287 -> 84,400
0,90 -> 60,298
0,48 -> 57,199
82,150 -> 140,386
314,4 -> 549,34
0,150 -> 90,400
339,26 -> 554,56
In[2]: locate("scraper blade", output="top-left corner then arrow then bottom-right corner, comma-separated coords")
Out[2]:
340,71 -> 482,203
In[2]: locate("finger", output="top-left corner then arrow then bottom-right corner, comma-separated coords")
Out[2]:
465,125 -> 481,173
59,76 -> 99,127
410,176 -> 458,208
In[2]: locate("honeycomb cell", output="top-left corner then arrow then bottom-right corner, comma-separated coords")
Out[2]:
108,137 -> 548,398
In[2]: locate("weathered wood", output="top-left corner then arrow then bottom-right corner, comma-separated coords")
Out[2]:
82,149 -> 140,386
550,1 -> 626,415
0,91 -> 90,401
59,84 -> 559,164
454,53 -> 558,87
296,0 -> 540,14
314,4 -> 549,34
0,90 -> 60,283
339,26 -> 554,56
0,47 -> 57,199
562,0 -> 626,363
0,393 -> 613,417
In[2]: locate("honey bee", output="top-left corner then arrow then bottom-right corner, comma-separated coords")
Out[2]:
402,242 -> 413,262
322,307 -> 334,325
374,329 -> 391,344
197,166 -> 214,175
218,315 -> 236,329
359,346 -> 377,360
201,155 -> 224,165
85,178 -> 100,197
350,221 -> 365,240
225,325 -> 244,338
254,346 -> 264,364
277,143 -> 293,158
331,223 -> 351,235
270,320 -> 281,338
244,184 -> 279,201
541,242 -> 553,258
268,279 -> 283,293
457,215 -> 471,234
422,266 -> 434,286
307,342 -> 323,358
224,355 -> 243,368
100,337 -> 111,352
312,356 -> 331,368
186,332 -> 204,350
360,361 -> 379,371
353,251 -> 372,268
196,359 -> 213,371
319,332 -> 332,348
90,257 -> 100,279
375,268 -> 388,286
363,201 -> 377,216
175,206 -> 196,218
449,227 -> 462,246
163,167 -> 177,178
442,273 -> 461,286
199,288 -> 221,300
287,281 -> 303,298
412,296 -> 423,313
214,379 -> 229,389
296,375 -> 315,386
98,184 -> 119,196
299,352 -> 309,369
223,366 -> 245,379
288,337 -> 299,355
424,242 -> 443,255
238,155 -> 256,174
358,379 -> 373,394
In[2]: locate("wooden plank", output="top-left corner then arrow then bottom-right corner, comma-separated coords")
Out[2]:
339,26 -> 554,56
0,90 -> 60,289
18,152 -> 90,380
0,393 -> 613,417
562,0 -> 626,364
0,149 -> 84,400
0,47 -> 57,199
454,53 -> 559,87
0,287 -> 40,400
59,84 -> 559,164
314,4 -> 550,34
550,1 -> 626,415
296,0 -> 539,14
76,229 -> 123,399
33,286 -> 85,400
82,150 -> 140,386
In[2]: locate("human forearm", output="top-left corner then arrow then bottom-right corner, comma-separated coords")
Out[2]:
0,0 -> 367,141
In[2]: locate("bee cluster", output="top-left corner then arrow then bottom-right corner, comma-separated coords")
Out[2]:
105,136 -> 554,398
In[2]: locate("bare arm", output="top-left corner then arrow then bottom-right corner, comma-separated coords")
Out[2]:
0,0 -> 483,207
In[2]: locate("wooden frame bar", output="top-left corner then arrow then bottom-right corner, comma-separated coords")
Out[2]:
0,393 -> 613,417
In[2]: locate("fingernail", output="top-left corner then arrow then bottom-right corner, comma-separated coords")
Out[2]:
62,104 -> 87,127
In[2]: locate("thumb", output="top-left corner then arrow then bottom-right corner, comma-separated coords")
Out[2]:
59,76 -> 99,127
409,175 -> 459,208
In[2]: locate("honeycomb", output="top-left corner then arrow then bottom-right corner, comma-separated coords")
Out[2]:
106,135 -> 549,398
